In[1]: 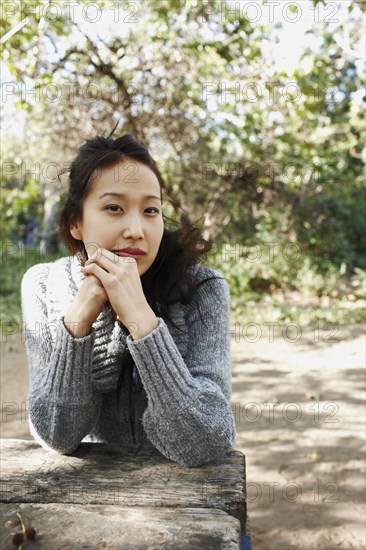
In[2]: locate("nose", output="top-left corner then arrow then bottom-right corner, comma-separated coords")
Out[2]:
122,213 -> 144,240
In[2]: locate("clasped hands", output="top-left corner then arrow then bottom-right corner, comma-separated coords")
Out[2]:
64,247 -> 158,340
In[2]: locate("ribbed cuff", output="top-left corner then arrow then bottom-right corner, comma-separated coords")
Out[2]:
126,318 -> 197,409
43,319 -> 96,402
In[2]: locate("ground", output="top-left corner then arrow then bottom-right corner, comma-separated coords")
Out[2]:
1,325 -> 365,550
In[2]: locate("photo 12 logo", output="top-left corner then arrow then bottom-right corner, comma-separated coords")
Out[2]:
199,1 -> 340,24
1,1 -> 141,25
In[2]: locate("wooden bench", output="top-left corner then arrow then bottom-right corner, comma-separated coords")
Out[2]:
0,439 -> 247,549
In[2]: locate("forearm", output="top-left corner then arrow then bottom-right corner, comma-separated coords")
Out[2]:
24,319 -> 101,451
127,307 -> 159,340
21,262 -> 105,451
126,318 -> 236,466
63,272 -> 108,338
64,308 -> 93,338
29,394 -> 101,455
142,400 -> 236,467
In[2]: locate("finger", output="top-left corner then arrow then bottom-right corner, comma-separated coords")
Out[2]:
86,248 -> 137,271
83,262 -> 111,283
84,272 -> 105,288
102,248 -> 138,267
87,247 -> 119,264
85,248 -> 115,269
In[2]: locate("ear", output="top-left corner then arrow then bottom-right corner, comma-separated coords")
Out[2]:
70,223 -> 82,240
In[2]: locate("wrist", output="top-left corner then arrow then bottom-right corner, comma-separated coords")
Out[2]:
124,309 -> 159,341
64,308 -> 93,338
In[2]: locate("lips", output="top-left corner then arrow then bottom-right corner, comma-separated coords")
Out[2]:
113,247 -> 146,258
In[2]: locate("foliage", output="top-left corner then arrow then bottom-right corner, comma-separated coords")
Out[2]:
0,247 -> 65,332
206,243 -> 366,326
1,245 -> 364,336
1,0 -> 365,315
0,178 -> 43,241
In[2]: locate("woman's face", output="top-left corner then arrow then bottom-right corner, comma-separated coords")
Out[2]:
70,160 -> 164,276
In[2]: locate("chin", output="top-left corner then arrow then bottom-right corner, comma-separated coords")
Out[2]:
138,262 -> 149,276
139,260 -> 155,277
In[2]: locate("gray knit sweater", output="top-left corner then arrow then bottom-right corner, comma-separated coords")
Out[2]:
21,256 -> 236,467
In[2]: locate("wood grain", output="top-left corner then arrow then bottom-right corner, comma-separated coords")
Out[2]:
0,439 -> 246,548
0,503 -> 241,549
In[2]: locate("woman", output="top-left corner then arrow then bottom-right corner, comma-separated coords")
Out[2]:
21,132 -> 236,467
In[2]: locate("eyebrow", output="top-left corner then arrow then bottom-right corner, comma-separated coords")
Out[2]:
98,192 -> 161,201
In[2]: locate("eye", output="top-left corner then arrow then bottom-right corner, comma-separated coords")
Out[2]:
145,207 -> 160,214
105,204 -> 123,212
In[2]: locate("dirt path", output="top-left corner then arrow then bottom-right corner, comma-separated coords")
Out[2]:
1,325 -> 365,550
230,324 -> 365,550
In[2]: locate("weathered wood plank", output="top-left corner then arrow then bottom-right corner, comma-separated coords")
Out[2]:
0,439 -> 245,529
0,502 -> 241,549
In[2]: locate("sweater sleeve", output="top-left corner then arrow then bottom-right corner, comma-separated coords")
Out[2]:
21,263 -> 102,454
126,267 -> 237,467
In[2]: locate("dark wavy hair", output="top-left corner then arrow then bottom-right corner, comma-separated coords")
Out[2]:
59,131 -> 217,320
58,131 -> 222,438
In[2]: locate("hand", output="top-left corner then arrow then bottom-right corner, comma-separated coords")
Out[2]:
64,273 -> 108,338
82,248 -> 158,339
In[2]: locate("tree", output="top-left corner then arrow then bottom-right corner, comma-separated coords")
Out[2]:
1,0 -> 364,272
